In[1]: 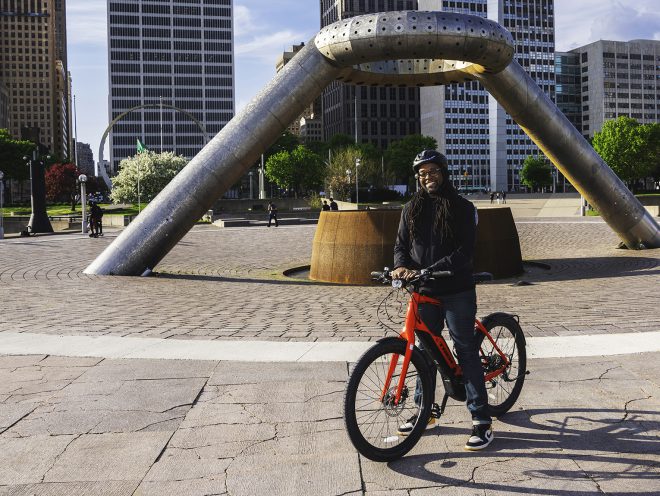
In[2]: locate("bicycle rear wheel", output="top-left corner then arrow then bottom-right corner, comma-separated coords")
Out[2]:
481,314 -> 527,417
344,338 -> 433,462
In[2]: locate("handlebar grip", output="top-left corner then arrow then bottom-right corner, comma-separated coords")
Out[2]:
431,270 -> 453,278
370,271 -> 383,278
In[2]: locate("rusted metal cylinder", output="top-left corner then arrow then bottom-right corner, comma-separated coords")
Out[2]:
310,207 -> 523,284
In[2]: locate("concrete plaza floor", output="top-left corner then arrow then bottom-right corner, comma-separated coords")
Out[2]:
0,204 -> 658,495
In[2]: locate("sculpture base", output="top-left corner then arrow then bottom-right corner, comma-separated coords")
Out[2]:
309,207 -> 523,285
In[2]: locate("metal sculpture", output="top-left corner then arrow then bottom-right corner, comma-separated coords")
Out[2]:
86,11 -> 659,276
97,103 -> 211,189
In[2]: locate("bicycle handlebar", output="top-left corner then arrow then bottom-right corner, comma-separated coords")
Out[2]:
371,268 -> 454,287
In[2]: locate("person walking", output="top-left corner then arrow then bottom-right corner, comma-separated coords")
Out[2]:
392,149 -> 492,451
267,201 -> 279,227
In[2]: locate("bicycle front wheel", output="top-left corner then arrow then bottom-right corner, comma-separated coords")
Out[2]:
344,338 -> 433,462
481,314 -> 527,417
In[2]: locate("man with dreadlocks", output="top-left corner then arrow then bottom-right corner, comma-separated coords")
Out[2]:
392,149 -> 493,451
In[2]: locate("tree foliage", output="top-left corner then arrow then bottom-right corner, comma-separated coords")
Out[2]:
45,163 -> 79,203
520,155 -> 552,191
324,146 -> 380,201
264,145 -> 325,196
592,117 -> 658,188
110,151 -> 188,203
0,128 -> 36,181
384,134 -> 438,184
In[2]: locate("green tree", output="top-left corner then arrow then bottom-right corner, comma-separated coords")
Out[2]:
264,131 -> 300,160
592,117 -> 657,190
328,133 -> 356,150
0,128 -> 36,181
520,155 -> 552,192
265,145 -> 326,197
110,151 -> 188,203
384,134 -> 438,184
325,146 -> 379,201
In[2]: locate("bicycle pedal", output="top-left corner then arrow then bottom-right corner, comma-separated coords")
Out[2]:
430,402 -> 441,419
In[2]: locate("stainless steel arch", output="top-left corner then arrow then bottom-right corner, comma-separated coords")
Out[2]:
86,11 -> 659,276
97,104 -> 211,188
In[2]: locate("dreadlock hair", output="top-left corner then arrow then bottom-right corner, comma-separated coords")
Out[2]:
407,166 -> 459,243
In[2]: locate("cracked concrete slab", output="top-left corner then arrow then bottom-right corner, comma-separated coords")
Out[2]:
1,481 -> 139,495
225,452 -> 362,496
42,432 -> 172,483
0,435 -> 76,485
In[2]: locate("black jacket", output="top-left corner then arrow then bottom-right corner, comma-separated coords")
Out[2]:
394,194 -> 476,296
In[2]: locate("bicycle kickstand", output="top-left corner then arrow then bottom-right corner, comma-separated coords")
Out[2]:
430,393 -> 450,419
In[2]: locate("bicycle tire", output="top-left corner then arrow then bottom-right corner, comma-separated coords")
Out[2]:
481,313 -> 527,417
344,338 -> 433,462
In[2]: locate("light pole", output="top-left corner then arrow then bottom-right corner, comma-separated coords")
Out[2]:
552,167 -> 556,194
248,171 -> 254,199
0,171 -> 4,239
346,168 -> 352,202
355,157 -> 360,206
259,154 -> 266,199
79,174 -> 88,233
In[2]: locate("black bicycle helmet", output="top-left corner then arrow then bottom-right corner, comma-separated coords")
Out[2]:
412,149 -> 448,173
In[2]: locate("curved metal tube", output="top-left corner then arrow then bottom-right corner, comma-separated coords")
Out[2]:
475,62 -> 660,248
86,11 -> 658,275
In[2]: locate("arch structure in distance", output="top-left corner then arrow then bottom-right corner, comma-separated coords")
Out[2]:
96,103 -> 210,188
86,11 -> 660,276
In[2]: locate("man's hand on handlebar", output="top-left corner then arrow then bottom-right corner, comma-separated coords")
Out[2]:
391,267 -> 418,281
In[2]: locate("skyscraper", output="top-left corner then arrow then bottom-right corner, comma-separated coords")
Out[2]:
320,0 -> 420,149
0,0 -> 72,158
107,0 -> 234,172
420,0 -> 556,192
568,39 -> 659,139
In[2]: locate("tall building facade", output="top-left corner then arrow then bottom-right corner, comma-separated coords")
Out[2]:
554,51 -> 581,133
420,0 -> 556,192
320,0 -> 420,150
568,39 -> 659,139
76,141 -> 95,175
0,0 -> 72,158
108,0 -> 234,172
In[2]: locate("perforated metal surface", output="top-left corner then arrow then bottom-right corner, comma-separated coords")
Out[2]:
315,11 -> 514,86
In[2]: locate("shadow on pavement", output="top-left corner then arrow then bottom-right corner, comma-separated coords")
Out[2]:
494,256 -> 660,284
388,407 -> 658,495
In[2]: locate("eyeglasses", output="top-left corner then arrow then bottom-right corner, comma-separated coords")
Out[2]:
417,169 -> 441,179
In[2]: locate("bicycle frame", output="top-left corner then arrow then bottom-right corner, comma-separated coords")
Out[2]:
380,291 -> 512,405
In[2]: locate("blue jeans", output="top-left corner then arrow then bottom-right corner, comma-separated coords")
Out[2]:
415,288 -> 491,425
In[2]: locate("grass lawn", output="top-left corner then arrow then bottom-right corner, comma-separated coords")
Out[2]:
1,203 -> 142,217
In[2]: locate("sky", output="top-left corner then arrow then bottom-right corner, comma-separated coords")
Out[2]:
66,0 -> 660,161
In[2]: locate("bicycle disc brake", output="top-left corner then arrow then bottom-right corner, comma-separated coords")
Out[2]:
381,385 -> 410,417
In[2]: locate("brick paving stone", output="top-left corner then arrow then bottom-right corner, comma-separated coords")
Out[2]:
0,221 -> 657,343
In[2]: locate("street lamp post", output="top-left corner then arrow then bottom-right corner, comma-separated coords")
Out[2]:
248,171 -> 254,199
0,171 -> 4,239
346,168 -> 352,202
258,154 -> 266,199
355,157 -> 360,206
552,167 -> 557,194
79,174 -> 88,233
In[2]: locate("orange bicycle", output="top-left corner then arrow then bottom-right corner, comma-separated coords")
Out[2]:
344,268 -> 528,462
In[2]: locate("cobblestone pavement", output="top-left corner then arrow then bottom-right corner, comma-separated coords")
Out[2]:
0,218 -> 658,342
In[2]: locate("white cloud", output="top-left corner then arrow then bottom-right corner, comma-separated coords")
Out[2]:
233,5 -> 258,37
555,0 -> 660,51
67,0 -> 107,46
235,30 -> 309,62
